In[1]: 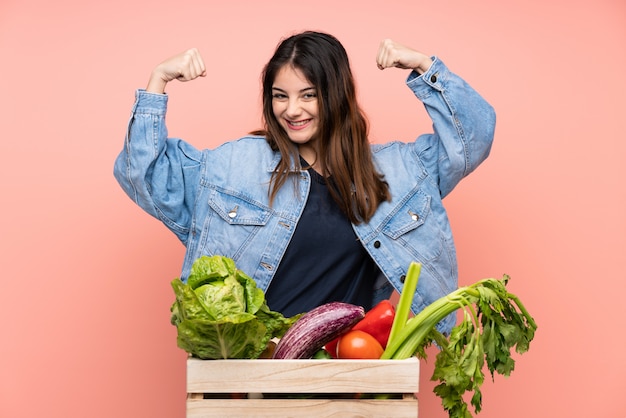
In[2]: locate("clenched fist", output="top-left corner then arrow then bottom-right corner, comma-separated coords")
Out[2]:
146,48 -> 207,94
376,39 -> 432,75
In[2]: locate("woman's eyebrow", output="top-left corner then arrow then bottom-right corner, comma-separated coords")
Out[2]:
272,86 -> 316,93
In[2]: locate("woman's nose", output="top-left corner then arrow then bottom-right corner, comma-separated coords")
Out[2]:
285,99 -> 302,117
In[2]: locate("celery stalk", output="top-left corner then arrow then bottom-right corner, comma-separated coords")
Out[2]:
385,262 -> 421,349
381,287 -> 477,359
379,271 -> 538,418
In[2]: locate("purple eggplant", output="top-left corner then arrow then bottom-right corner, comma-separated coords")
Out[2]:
272,302 -> 365,359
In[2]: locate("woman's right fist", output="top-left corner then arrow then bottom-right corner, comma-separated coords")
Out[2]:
146,48 -> 207,93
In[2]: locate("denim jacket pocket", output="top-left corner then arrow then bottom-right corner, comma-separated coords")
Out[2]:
195,188 -> 272,261
207,188 -> 271,226
381,190 -> 443,261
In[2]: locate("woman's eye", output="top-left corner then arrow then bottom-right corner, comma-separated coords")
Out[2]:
272,93 -> 287,100
303,92 -> 317,100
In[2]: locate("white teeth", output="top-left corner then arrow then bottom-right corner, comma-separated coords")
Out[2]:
289,120 -> 309,126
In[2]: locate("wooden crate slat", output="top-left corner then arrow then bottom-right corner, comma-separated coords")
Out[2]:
187,358 -> 420,394
187,398 -> 418,418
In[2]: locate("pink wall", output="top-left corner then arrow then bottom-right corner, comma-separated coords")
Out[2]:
1,1 -> 624,417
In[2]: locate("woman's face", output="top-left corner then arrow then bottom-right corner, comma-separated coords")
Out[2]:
272,65 -> 319,154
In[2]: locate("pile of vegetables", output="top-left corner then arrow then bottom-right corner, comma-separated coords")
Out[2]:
272,299 -> 395,360
326,299 -> 396,359
272,262 -> 537,418
170,256 -> 537,418
170,255 -> 300,359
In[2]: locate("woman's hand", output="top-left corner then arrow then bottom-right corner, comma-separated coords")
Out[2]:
146,48 -> 207,94
376,39 -> 433,75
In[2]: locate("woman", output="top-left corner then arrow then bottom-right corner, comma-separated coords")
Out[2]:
114,31 -> 495,333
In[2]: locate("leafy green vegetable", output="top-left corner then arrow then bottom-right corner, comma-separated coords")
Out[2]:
170,255 -> 301,359
382,262 -> 537,418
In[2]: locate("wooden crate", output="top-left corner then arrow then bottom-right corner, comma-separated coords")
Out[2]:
187,357 -> 419,417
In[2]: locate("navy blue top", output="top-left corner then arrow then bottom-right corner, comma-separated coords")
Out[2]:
265,165 -> 379,317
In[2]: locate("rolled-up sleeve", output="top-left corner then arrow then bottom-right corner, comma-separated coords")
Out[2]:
407,58 -> 496,198
113,90 -> 203,244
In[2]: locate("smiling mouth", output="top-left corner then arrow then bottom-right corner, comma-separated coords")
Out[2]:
287,119 -> 311,128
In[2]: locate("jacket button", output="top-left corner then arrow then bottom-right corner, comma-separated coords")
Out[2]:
228,205 -> 238,218
430,74 -> 438,83
373,240 -> 381,248
400,275 -> 406,283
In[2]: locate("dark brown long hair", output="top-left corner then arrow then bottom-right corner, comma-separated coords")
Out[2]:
254,31 -> 390,224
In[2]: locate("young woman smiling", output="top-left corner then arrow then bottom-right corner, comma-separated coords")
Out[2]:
114,31 -> 495,333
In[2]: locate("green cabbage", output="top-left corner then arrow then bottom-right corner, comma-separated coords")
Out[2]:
170,255 -> 300,359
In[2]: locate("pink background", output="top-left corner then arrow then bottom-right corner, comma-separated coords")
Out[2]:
1,0 -> 624,417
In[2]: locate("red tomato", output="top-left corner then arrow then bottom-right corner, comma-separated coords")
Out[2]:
337,330 -> 384,359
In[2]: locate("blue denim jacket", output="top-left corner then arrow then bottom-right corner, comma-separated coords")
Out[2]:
114,57 -> 495,333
